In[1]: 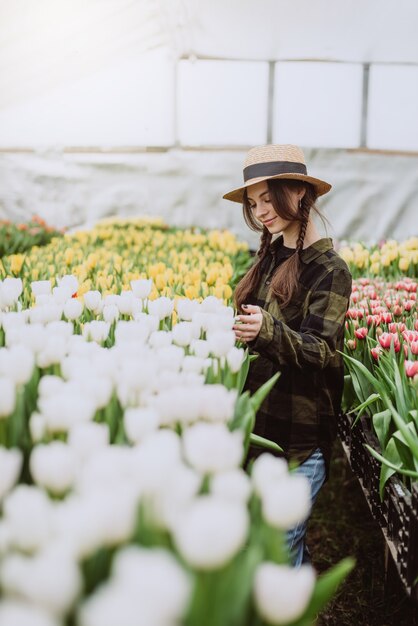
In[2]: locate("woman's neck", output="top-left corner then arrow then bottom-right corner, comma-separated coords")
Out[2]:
282,218 -> 322,249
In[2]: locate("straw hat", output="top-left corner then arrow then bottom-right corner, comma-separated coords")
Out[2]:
223,144 -> 332,203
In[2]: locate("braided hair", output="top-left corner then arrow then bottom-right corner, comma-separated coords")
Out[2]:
234,179 -> 324,311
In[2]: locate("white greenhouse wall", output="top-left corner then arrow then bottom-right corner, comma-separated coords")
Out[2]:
177,60 -> 269,146
272,62 -> 364,148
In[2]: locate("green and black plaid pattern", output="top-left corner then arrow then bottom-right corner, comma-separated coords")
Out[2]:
244,236 -> 352,475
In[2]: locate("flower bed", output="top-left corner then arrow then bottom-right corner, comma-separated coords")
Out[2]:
0,270 -> 353,626
0,217 -> 252,306
340,273 -> 418,602
0,215 -> 64,260
337,413 -> 418,601
338,238 -> 418,279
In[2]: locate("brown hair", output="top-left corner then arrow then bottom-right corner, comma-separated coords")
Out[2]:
234,178 -> 327,311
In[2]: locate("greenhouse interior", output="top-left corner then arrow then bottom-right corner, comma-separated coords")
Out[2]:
0,1 -> 417,625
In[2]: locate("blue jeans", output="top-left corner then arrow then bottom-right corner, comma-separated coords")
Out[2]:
287,447 -> 326,567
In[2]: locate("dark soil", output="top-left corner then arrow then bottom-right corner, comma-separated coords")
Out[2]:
307,440 -> 418,626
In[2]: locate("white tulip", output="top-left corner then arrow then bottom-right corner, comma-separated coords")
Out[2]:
0,600 -> 60,626
0,345 -> 35,385
130,278 -> 152,299
114,321 -> 149,345
251,454 -> 289,497
6,324 -> 46,353
182,422 -> 243,474
68,422 -> 109,462
76,446 -> 134,494
0,447 -> 22,501
79,586 -> 162,626
147,296 -> 174,320
38,393 -> 96,434
83,290 -> 102,312
35,294 -> 53,307
0,549 -> 82,617
207,330 -> 236,357
148,330 -> 173,349
261,474 -> 311,530
117,292 -> 135,315
226,346 -> 245,373
102,304 -> 119,324
28,304 -> 63,324
103,295 -> 120,307
1,311 -> 26,332
57,275 -> 78,296
52,286 -> 73,304
181,355 -> 206,374
124,407 -> 159,444
47,321 -> 74,339
4,485 -> 53,552
130,430 -> 183,494
156,344 -> 185,372
172,322 -> 195,347
29,412 -> 46,443
253,563 -> 316,625
211,469 -> 252,504
199,385 -> 237,423
1,278 -> 23,306
63,299 -> 83,320
31,280 -> 52,297
176,298 -> 200,321
150,464 -> 202,529
38,375 -> 64,398
172,495 -> 249,570
37,335 -> 68,368
150,386 -> 202,426
111,546 -> 192,621
30,442 -> 78,495
0,376 -> 16,417
189,338 -> 210,359
200,295 -> 224,313
82,321 -> 110,343
132,312 -> 159,332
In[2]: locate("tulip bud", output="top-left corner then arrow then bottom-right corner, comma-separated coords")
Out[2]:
346,339 -> 357,351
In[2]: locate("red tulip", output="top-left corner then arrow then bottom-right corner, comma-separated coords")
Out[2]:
411,341 -> 418,356
381,312 -> 392,323
371,347 -> 382,361
355,328 -> 368,340
405,360 -> 418,378
378,332 -> 400,352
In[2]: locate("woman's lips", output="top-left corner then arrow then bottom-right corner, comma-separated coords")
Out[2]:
263,217 -> 276,226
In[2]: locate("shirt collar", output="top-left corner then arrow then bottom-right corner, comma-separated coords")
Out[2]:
270,235 -> 334,264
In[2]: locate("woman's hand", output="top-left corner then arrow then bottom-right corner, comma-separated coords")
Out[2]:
233,304 -> 263,343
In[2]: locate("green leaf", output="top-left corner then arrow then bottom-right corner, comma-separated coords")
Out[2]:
372,409 -> 392,449
386,400 -> 418,461
249,433 -> 283,453
378,438 -> 401,498
365,444 -> 418,480
348,393 -> 380,424
250,372 -> 280,413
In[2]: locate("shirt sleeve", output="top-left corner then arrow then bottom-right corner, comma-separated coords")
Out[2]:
249,267 -> 352,370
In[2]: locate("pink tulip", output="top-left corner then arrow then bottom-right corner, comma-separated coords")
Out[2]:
378,333 -> 400,352
371,347 -> 382,361
405,361 -> 418,378
355,328 -> 368,340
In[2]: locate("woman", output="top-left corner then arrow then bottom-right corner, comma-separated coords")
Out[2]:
223,144 -> 352,566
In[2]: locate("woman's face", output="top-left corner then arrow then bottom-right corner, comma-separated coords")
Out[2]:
246,180 -> 302,235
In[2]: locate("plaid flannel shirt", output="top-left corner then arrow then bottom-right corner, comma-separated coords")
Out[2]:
244,235 -> 352,475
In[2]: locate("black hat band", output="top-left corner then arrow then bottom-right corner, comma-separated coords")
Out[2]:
243,160 -> 307,182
